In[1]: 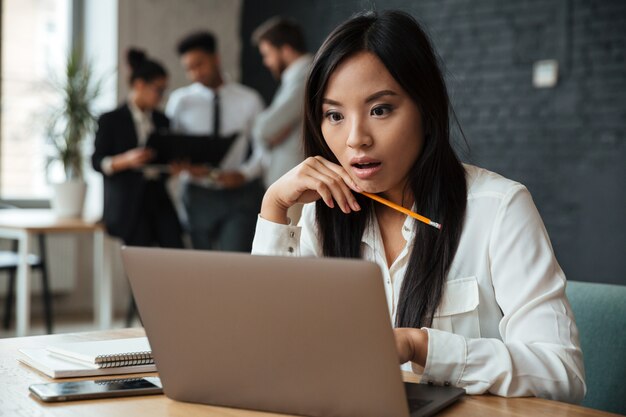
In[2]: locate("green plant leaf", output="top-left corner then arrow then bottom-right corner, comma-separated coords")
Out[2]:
45,48 -> 103,181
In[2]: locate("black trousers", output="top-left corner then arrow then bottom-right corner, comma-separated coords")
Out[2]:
183,179 -> 265,252
124,181 -> 184,249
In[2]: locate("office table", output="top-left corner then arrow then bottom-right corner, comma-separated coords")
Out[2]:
0,210 -> 112,336
0,328 -> 618,417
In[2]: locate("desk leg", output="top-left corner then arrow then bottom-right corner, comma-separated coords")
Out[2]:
93,229 -> 112,329
16,232 -> 32,337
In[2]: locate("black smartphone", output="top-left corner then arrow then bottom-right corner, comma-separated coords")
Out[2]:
29,377 -> 163,402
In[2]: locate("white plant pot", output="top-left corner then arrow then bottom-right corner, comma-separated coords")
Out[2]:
51,180 -> 87,218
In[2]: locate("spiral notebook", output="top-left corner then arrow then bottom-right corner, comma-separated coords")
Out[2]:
19,337 -> 156,378
46,337 -> 153,368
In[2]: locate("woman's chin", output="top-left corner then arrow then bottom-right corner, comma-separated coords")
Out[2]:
347,174 -> 384,194
355,182 -> 383,194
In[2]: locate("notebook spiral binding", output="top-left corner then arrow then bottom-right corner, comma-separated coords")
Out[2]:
94,351 -> 154,369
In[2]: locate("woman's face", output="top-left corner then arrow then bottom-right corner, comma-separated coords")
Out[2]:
135,76 -> 167,109
320,51 -> 424,205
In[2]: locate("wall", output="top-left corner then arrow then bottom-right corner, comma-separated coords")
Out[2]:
241,0 -> 626,285
117,0 -> 243,101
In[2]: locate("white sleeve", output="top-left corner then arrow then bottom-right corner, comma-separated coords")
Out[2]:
251,203 -> 321,257
100,157 -> 115,176
238,144 -> 264,181
164,92 -> 181,132
252,81 -> 304,146
238,93 -> 266,180
420,185 -> 586,403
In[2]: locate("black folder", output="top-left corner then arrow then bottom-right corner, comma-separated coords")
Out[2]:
146,132 -> 237,165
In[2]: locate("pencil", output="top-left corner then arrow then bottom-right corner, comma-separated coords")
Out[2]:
360,192 -> 442,230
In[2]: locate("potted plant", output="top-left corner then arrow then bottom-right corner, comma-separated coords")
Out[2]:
46,49 -> 102,217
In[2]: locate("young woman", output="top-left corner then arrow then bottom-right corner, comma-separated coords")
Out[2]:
92,49 -> 184,249
252,11 -> 585,402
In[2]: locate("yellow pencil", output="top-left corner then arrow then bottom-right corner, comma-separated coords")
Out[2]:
361,192 -> 442,230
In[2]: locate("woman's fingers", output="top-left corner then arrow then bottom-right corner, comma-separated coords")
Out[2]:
298,157 -> 361,213
269,156 -> 361,215
304,165 -> 360,213
313,156 -> 362,193
309,157 -> 361,212
300,175 -> 335,208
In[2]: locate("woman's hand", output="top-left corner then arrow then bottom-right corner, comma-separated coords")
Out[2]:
394,328 -> 429,367
112,147 -> 154,172
261,156 -> 362,224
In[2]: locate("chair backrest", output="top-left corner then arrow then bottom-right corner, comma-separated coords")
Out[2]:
0,202 -> 18,250
565,280 -> 626,414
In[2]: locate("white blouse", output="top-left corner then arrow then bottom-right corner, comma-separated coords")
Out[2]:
251,164 -> 586,403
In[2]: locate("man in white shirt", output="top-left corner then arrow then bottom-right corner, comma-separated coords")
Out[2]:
166,31 -> 265,251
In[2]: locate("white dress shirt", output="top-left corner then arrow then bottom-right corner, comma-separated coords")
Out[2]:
166,82 -> 265,186
128,99 -> 154,146
252,54 -> 312,187
251,164 -> 586,403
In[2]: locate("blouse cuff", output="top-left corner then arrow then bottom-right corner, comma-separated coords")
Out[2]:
421,328 -> 468,388
101,157 -> 115,176
251,214 -> 301,256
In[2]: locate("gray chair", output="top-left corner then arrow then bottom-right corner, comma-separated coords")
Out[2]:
0,203 -> 52,333
565,280 -> 626,414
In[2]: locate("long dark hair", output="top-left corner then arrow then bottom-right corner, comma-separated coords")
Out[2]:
127,48 -> 167,84
303,10 -> 467,328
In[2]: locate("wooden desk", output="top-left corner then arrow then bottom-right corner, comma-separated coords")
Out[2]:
0,329 -> 617,417
0,210 -> 111,336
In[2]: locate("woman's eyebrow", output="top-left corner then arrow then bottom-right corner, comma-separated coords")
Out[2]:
365,90 -> 398,103
322,98 -> 341,106
322,90 -> 398,106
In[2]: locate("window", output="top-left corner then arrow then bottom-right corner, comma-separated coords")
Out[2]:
1,0 -> 71,199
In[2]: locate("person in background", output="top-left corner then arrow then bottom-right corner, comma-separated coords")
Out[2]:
252,17 -> 312,223
92,48 -> 183,249
252,10 -> 585,402
166,31 -> 265,252
92,48 -> 184,325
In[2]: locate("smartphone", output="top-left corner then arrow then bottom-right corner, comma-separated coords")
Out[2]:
29,377 -> 163,402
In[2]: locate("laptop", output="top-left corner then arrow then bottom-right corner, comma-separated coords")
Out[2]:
121,247 -> 464,417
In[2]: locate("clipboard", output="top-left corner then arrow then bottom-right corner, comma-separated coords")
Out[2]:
145,132 -> 237,165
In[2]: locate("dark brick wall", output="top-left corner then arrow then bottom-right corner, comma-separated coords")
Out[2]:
241,0 -> 626,285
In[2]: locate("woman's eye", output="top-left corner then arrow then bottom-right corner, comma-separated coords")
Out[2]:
371,105 -> 392,117
325,111 -> 344,123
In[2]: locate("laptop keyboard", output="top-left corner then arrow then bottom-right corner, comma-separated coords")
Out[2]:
408,398 -> 432,411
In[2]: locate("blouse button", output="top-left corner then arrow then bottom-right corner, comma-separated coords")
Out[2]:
289,231 -> 295,238
288,247 -> 294,253
403,226 -> 410,232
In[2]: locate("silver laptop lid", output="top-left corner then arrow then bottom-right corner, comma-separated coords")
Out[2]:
122,247 -> 410,417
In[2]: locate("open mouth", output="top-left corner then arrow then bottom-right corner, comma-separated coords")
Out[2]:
352,162 -> 381,169
350,160 -> 382,180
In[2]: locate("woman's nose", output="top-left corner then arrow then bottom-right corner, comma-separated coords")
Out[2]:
345,118 -> 373,149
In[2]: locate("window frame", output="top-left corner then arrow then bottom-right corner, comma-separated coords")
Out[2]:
0,0 -> 83,206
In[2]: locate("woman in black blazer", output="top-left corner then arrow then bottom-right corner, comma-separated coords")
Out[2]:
92,49 -> 183,249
